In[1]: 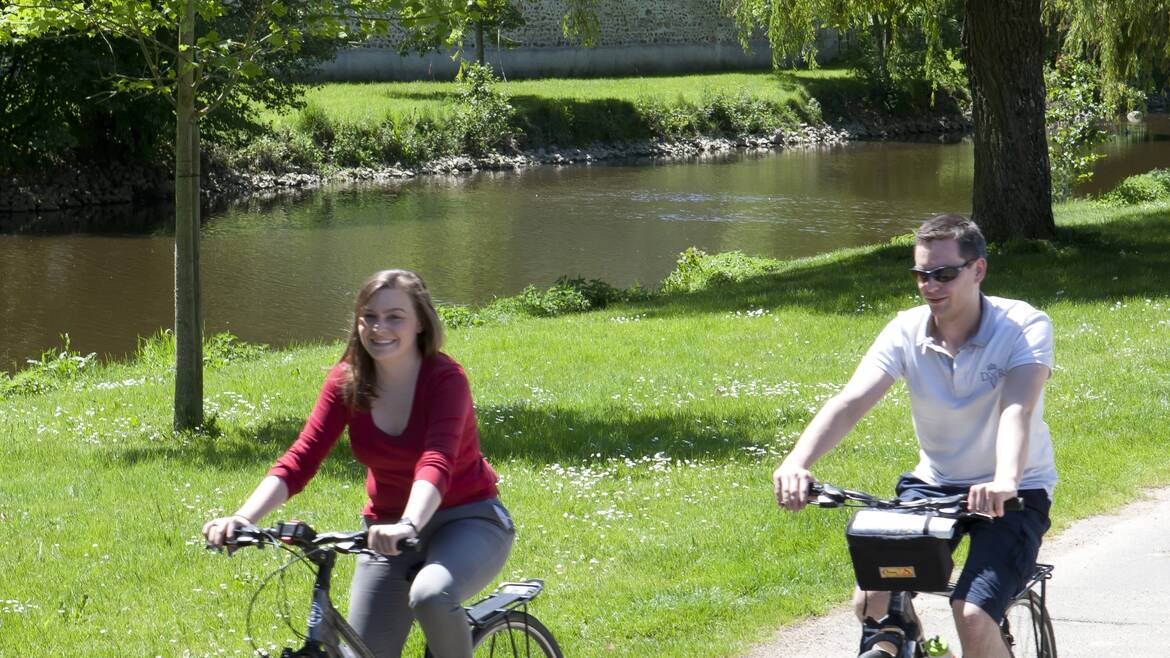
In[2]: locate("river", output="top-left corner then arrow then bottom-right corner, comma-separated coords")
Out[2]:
2,116 -> 1167,372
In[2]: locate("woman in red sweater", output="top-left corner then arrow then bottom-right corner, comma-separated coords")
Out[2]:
203,269 -> 514,658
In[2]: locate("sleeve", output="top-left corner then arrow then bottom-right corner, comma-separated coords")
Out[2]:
860,315 -> 907,381
413,366 -> 474,497
1007,311 -> 1054,371
267,365 -> 350,497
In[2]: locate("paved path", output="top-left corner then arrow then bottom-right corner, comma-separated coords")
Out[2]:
744,487 -> 1170,657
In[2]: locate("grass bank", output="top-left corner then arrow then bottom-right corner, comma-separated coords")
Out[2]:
226,67 -> 960,174
2,200 -> 1166,657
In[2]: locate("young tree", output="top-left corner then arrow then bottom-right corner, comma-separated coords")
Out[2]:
394,0 -> 526,65
1,0 -> 402,430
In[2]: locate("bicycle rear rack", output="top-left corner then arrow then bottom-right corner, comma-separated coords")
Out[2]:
465,579 -> 546,627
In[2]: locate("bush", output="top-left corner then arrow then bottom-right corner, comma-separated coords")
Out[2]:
639,97 -> 702,139
1101,169 -> 1170,205
517,283 -> 592,317
437,304 -> 482,329
397,113 -> 456,163
134,329 -> 268,371
639,92 -> 803,141
661,247 -> 778,293
0,335 -> 96,398
204,332 -> 269,368
332,122 -> 381,168
450,62 -> 516,157
1046,59 -> 1111,200
229,127 -> 320,173
297,103 -> 336,150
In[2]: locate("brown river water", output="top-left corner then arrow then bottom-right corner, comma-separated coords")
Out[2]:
2,117 -> 1167,372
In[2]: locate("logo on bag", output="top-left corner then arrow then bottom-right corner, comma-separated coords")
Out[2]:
980,363 -> 1007,390
879,566 -> 917,579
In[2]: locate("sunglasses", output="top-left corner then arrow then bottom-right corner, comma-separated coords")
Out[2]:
909,258 -> 976,284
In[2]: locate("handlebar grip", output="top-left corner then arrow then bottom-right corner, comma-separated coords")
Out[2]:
1004,497 -> 1025,512
398,537 -> 421,552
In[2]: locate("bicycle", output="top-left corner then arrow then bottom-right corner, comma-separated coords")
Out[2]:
807,483 -> 1056,658
210,519 -> 564,658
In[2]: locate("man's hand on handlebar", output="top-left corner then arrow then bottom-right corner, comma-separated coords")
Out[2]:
773,463 -> 816,512
967,479 -> 1019,518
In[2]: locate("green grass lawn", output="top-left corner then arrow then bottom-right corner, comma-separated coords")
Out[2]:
2,199 -> 1167,656
263,69 -> 843,129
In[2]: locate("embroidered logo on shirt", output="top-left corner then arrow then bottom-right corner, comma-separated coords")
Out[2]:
980,363 -> 1008,389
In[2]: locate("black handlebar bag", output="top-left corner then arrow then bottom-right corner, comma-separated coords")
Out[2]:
845,509 -> 959,592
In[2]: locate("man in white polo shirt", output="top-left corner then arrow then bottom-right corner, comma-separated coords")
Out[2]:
773,214 -> 1055,658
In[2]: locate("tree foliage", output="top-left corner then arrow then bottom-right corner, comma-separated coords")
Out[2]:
393,0 -> 526,63
1047,0 -> 1170,111
0,35 -> 172,167
1046,57 -> 1111,199
0,0 -> 391,128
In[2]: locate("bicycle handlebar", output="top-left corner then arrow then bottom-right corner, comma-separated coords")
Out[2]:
209,520 -> 420,555
808,482 -> 1024,517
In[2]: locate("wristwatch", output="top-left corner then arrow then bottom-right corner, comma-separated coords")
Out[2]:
397,516 -> 419,535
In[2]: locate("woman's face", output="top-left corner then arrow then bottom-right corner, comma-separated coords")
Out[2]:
357,287 -> 422,365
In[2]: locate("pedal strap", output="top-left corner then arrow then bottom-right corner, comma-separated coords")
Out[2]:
859,618 -> 905,654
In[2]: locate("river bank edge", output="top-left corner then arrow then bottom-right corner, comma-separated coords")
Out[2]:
0,113 -> 970,228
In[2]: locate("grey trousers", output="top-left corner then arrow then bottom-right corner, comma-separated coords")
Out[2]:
347,498 -> 515,658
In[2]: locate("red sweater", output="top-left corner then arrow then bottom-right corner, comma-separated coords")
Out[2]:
268,353 -> 499,521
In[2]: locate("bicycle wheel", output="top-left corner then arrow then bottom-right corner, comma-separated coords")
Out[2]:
470,611 -> 563,658
1000,591 -> 1056,658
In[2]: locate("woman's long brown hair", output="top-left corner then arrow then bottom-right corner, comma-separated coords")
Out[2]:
340,270 -> 445,411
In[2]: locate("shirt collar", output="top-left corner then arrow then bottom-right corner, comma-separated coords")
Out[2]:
967,295 -> 996,348
915,295 -> 994,349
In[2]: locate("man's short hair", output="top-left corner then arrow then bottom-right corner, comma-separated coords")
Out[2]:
915,214 -> 987,261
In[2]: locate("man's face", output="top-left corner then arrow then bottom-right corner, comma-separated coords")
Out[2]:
912,239 -> 984,321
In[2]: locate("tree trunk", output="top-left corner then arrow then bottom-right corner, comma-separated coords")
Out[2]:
964,0 -> 1055,243
476,20 -> 486,65
174,0 -> 203,431
871,14 -> 889,86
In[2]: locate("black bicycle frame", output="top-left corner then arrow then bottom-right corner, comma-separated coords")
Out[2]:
286,546 -> 365,658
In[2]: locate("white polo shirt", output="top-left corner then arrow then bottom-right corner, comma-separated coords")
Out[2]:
862,295 -> 1057,496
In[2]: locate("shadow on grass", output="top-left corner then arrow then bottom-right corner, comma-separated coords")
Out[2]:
626,209 -> 1170,321
799,72 -> 966,120
111,401 -> 808,470
510,96 -> 653,147
477,403 -> 805,464
377,89 -> 460,103
113,416 -> 364,480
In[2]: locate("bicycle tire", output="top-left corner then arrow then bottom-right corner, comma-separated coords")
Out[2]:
469,611 -> 564,658
1000,591 -> 1056,658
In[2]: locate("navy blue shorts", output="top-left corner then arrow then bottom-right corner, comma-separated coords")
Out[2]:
894,474 -> 1051,622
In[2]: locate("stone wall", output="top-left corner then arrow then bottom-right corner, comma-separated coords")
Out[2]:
314,0 -> 839,81
369,0 -> 744,50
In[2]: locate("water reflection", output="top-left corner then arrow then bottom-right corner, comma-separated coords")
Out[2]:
1080,114 -> 1170,195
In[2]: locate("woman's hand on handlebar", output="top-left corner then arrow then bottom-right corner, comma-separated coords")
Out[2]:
368,521 -> 418,556
203,514 -> 253,548
773,463 -> 816,512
